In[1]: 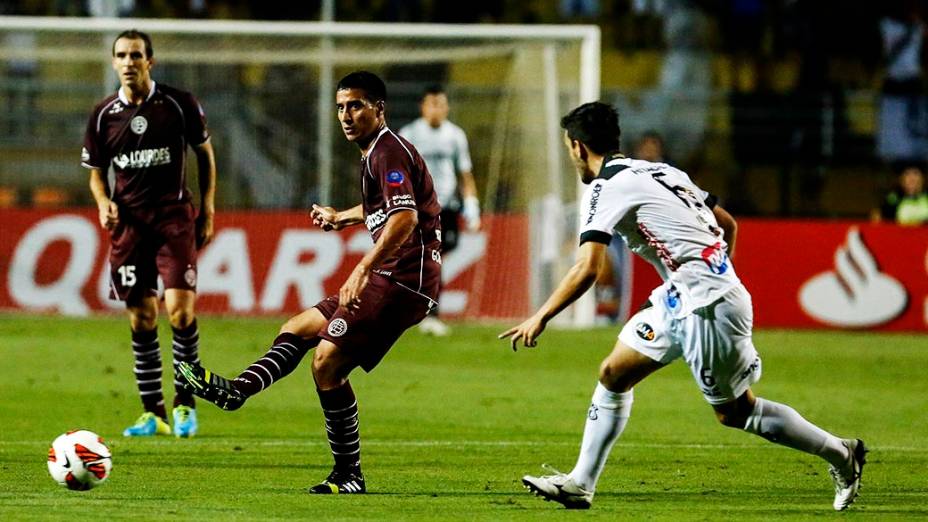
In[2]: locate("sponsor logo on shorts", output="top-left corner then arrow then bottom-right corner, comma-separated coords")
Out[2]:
587,404 -> 599,420
739,357 -> 761,380
184,266 -> 197,287
81,147 -> 90,163
635,322 -> 655,341
386,170 -> 405,186
130,115 -> 148,135
327,318 -> 348,337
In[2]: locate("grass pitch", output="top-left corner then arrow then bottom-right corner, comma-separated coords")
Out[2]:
0,314 -> 926,520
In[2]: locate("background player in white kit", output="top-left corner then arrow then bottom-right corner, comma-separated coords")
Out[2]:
400,85 -> 480,336
499,102 -> 867,511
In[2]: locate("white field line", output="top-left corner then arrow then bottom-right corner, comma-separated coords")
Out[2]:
3,439 -> 926,452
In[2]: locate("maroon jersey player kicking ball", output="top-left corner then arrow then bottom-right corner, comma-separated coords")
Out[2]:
178,71 -> 442,494
83,29 -> 217,439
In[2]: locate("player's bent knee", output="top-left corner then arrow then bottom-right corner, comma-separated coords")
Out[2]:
715,410 -> 748,428
168,308 -> 195,329
311,344 -> 349,389
598,360 -> 634,392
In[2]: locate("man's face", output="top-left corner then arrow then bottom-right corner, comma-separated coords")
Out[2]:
564,131 -> 595,184
336,88 -> 384,144
112,38 -> 152,91
421,93 -> 449,128
635,137 -> 663,163
901,167 -> 925,195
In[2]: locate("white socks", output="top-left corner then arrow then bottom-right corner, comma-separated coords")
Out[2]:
743,397 -> 850,468
569,383 -> 633,491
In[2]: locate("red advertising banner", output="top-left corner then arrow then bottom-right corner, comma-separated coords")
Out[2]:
0,209 -> 530,319
630,220 -> 928,331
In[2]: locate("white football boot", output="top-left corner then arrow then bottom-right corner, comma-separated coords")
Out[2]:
522,465 -> 593,509
830,438 -> 868,511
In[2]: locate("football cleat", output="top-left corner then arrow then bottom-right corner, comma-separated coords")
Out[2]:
830,438 -> 868,511
176,362 -> 246,411
522,465 -> 593,509
307,467 -> 366,494
172,405 -> 198,438
122,412 -> 172,437
419,316 -> 450,337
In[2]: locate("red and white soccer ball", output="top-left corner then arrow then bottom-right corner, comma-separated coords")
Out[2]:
47,430 -> 112,491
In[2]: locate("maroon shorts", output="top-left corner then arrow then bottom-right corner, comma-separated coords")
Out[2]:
314,272 -> 435,372
108,202 -> 197,302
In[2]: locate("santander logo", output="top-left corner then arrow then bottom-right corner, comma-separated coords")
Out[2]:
799,228 -> 907,327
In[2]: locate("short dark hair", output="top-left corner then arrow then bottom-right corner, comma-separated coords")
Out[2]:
560,102 -> 621,155
112,29 -> 153,58
336,71 -> 387,103
421,84 -> 445,100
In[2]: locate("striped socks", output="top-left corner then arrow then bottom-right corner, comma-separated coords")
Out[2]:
232,333 -> 319,397
318,382 -> 361,471
171,320 -> 200,408
131,328 -> 166,420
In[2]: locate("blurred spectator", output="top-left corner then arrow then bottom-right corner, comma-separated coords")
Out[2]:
633,130 -> 666,163
877,1 -> 928,165
873,162 -> 928,224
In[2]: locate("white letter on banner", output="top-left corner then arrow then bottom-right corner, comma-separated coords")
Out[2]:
259,230 -> 343,311
8,215 -> 98,315
197,229 -> 255,311
96,261 -> 123,310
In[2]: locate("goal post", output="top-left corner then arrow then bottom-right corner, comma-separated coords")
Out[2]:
0,16 -> 599,325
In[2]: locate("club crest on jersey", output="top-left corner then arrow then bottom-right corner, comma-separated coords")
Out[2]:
130,115 -> 148,135
701,242 -> 729,275
386,170 -> 405,186
635,322 -> 655,341
327,318 -> 348,337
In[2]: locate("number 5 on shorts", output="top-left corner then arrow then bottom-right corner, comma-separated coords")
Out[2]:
117,265 -> 137,287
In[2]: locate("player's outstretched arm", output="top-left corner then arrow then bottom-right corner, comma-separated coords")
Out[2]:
311,204 -> 364,231
339,209 -> 417,310
712,205 -> 738,259
499,241 -> 606,351
88,168 -> 118,230
194,141 -> 217,248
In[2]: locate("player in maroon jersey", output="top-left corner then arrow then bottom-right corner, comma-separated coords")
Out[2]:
178,71 -> 442,494
82,30 -> 217,438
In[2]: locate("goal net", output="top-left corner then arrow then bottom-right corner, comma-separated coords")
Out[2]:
0,17 -> 599,323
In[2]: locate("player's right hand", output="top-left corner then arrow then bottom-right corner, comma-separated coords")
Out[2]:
310,204 -> 339,231
98,200 -> 119,230
498,314 -> 547,351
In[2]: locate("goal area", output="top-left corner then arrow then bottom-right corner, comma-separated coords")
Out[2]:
0,17 -> 600,324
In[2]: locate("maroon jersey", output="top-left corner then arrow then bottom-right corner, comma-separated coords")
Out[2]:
361,127 -> 442,301
81,82 -> 209,210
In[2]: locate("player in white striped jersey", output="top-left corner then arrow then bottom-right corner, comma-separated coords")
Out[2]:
500,102 -> 866,511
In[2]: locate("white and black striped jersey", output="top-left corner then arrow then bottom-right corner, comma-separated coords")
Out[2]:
579,154 -> 739,317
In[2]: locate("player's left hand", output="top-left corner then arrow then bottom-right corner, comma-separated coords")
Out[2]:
196,211 -> 214,249
339,264 -> 370,312
498,314 -> 547,351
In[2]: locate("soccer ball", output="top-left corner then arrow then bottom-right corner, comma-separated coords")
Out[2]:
47,430 -> 112,491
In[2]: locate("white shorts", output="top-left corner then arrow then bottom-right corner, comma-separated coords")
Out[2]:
618,283 -> 762,405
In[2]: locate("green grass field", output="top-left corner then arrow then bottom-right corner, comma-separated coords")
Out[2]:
0,314 -> 926,520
